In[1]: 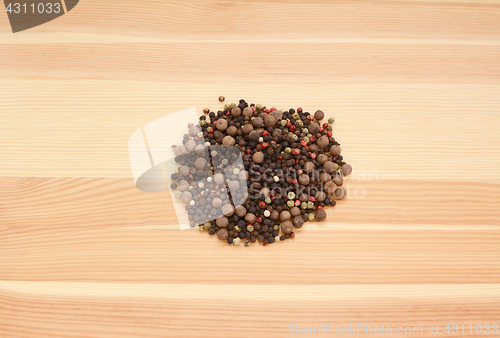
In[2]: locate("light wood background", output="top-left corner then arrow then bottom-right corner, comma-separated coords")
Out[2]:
1,0 -> 500,337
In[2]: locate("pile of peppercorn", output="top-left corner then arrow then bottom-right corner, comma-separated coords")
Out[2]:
170,98 -> 352,246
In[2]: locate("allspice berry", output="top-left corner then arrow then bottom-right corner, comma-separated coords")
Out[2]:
293,216 -> 304,228
242,107 -> 253,118
216,119 -> 228,131
212,197 -> 222,208
280,210 -> 291,221
315,191 -> 326,202
323,161 -> 335,173
304,161 -> 315,172
173,145 -> 187,156
330,145 -> 341,156
270,210 -> 280,220
249,130 -> 260,141
217,228 -> 228,240
341,164 -> 352,176
317,136 -> 329,149
314,110 -> 325,120
194,157 -> 207,170
226,126 -> 237,136
218,96 -> 225,102
241,124 -> 253,134
216,216 -> 229,228
222,135 -> 235,146
235,205 -> 247,217
281,220 -> 293,234
332,173 -> 343,186
245,213 -> 256,224
298,174 -> 310,185
315,209 -> 327,221
222,204 -> 234,217
252,116 -> 264,128
290,207 -> 301,217
264,114 -> 276,128
214,173 -> 225,185
324,181 -> 336,194
334,187 -> 347,200
253,151 -> 264,164
317,154 -> 328,164
231,107 -> 241,117
319,172 -> 330,183
308,122 -> 320,134
181,191 -> 192,204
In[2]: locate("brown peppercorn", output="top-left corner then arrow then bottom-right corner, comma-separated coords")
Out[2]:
317,136 -> 329,149
218,96 -> 225,102
290,207 -> 301,217
270,109 -> 283,120
281,220 -> 293,234
298,174 -> 310,185
314,110 -> 325,120
194,157 -> 207,170
216,119 -> 228,131
214,173 -> 225,185
216,216 -> 229,228
280,210 -> 291,221
212,197 -> 222,208
231,107 -> 241,117
249,130 -> 260,141
253,151 -> 264,164
293,216 -> 304,228
242,107 -> 253,118
226,126 -> 237,136
319,172 -> 330,183
270,210 -> 280,220
245,213 -> 256,224
324,181 -> 336,194
203,108 -> 210,114
308,122 -> 320,134
217,228 -> 228,240
341,164 -> 352,176
228,180 -> 240,191
315,209 -> 327,221
330,145 -> 341,156
222,135 -> 235,146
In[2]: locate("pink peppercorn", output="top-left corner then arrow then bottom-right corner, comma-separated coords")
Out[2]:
327,131 -> 332,137
294,200 -> 301,206
262,130 -> 268,136
309,196 -> 316,202
310,153 -> 317,159
259,201 -> 266,208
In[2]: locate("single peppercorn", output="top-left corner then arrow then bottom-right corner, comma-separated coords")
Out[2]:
219,96 -> 225,102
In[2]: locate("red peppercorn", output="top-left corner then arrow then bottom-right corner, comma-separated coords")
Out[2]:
292,179 -> 298,184
255,217 -> 262,223
271,140 -> 277,145
300,140 -> 307,147
259,201 -> 266,208
277,156 -> 282,160
317,206 -> 323,209
323,123 -> 329,128
290,232 -> 295,238
297,107 -> 303,113
310,136 -> 317,142
270,107 -> 276,112
307,115 -> 314,121
246,149 -> 252,154
327,131 -> 332,137
271,196 -> 276,201
309,196 -> 316,202
289,125 -> 296,131
263,108 -> 270,113
319,127 -> 324,132
226,112 -> 231,116
262,130 -> 269,136
261,142 -> 269,149
333,156 -> 338,161
294,199 -> 301,206
251,106 -> 256,112
292,149 -> 300,155
263,240 -> 269,246
310,153 -> 316,159
286,122 -> 292,129
208,128 -> 214,133
194,136 -> 200,141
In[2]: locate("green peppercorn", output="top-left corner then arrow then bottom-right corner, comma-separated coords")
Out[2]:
204,222 -> 211,230
224,104 -> 230,111
256,104 -> 263,111
292,134 -> 298,141
281,120 -> 287,126
199,225 -> 205,232
229,103 -> 236,109
265,197 -> 272,204
287,200 -> 295,208
302,128 -> 309,134
301,202 -> 308,210
273,225 -> 279,231
285,147 -> 292,153
287,192 -> 296,200
175,191 -> 182,199
307,213 -> 315,221
233,168 -> 240,175
307,201 -> 314,209
234,226 -> 241,232
247,225 -> 254,232
328,117 -> 335,124
303,136 -> 310,143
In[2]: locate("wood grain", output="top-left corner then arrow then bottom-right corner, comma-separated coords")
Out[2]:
0,0 -> 499,337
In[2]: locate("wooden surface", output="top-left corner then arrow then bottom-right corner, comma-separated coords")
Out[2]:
1,0 -> 500,337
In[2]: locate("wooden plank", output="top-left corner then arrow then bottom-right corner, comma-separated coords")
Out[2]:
0,227 -> 499,283
0,282 -> 499,337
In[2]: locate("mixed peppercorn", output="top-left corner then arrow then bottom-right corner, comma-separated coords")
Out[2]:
170,98 -> 352,246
